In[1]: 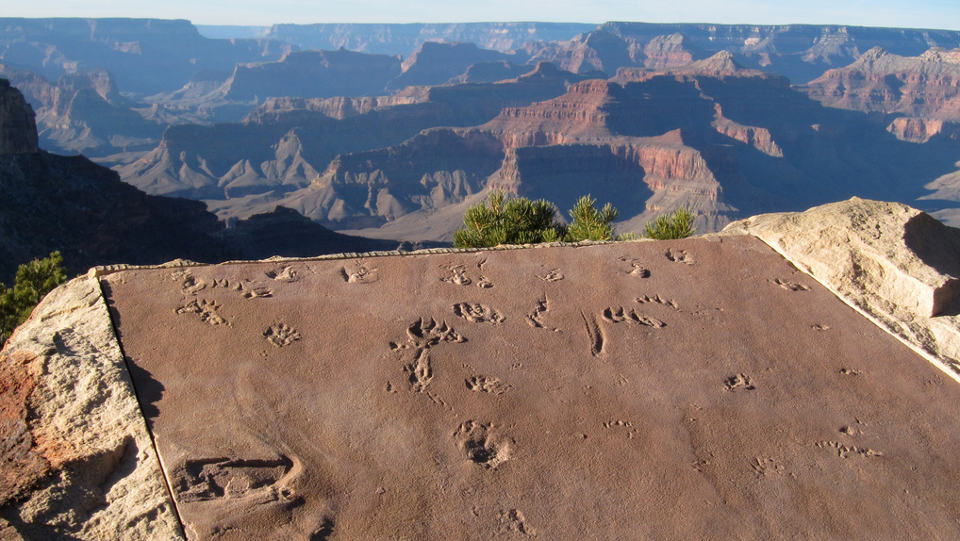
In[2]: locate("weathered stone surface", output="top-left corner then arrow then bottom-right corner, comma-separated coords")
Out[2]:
723,197 -> 960,377
0,275 -> 182,540
102,235 -> 960,539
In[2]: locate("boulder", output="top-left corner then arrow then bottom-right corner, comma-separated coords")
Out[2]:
0,274 -> 183,540
723,197 -> 960,376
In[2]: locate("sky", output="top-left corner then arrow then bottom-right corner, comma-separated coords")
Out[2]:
4,0 -> 959,31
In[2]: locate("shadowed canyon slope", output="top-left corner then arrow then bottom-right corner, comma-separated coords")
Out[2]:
0,79 -> 410,282
3,198 -> 960,538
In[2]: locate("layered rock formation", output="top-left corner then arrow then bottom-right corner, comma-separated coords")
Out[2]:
121,64 -> 583,210
525,22 -> 960,83
0,18 -> 290,95
0,80 -> 418,282
218,49 -> 402,102
802,47 -> 960,122
263,22 -> 595,55
391,42 -> 517,89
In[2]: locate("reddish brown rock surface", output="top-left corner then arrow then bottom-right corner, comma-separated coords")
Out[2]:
101,236 -> 960,539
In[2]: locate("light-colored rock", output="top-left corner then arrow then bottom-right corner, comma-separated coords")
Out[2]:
722,197 -> 960,379
0,275 -> 183,540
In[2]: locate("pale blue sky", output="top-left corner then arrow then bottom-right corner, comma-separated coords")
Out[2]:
6,0 -> 959,30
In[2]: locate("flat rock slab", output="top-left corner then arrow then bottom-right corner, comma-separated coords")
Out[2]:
102,236 -> 960,540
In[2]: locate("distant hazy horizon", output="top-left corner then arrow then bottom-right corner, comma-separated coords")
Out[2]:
5,0 -> 959,31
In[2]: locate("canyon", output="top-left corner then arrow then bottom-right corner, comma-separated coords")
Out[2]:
1,18 -> 959,241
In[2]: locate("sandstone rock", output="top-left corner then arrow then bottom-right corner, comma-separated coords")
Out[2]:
0,275 -> 182,540
101,234 -> 960,538
0,79 -> 39,154
722,197 -> 960,377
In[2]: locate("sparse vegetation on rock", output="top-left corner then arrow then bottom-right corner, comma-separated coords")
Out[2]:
644,208 -> 697,240
453,190 -> 565,248
0,251 -> 67,344
453,191 -> 634,248
565,194 -> 618,242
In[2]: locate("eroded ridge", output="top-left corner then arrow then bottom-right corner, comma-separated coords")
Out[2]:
601,307 -> 666,328
171,456 -> 297,504
341,261 -> 379,284
465,375 -> 510,395
454,421 -> 512,469
264,323 -> 301,347
453,303 -> 505,325
635,294 -> 680,311
666,248 -> 694,264
175,299 -> 228,326
773,278 -> 810,291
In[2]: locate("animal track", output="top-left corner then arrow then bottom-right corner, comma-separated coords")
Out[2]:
454,421 -> 512,469
465,375 -> 510,395
526,296 -> 560,332
812,323 -> 831,331
723,373 -> 756,391
839,368 -> 862,376
440,264 -> 472,286
405,318 -> 466,348
265,266 -> 299,282
773,278 -> 810,291
635,294 -> 680,311
601,307 -> 665,328
537,269 -> 564,282
602,419 -> 639,439
497,509 -> 536,536
175,299 -> 228,326
815,440 -> 883,459
171,456 -> 296,503
405,349 -> 433,392
751,457 -> 785,478
618,258 -> 650,277
178,273 -> 273,299
453,303 -> 505,324
580,310 -> 604,357
666,248 -> 694,264
391,318 -> 466,392
341,261 -> 379,284
264,323 -> 301,347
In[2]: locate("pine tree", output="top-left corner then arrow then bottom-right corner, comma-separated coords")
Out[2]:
453,190 -> 565,248
1,251 -> 67,344
644,208 -> 697,240
565,194 -> 618,242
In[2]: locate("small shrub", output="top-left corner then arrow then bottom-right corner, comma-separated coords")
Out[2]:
644,208 -> 697,240
453,190 -> 565,248
1,251 -> 67,345
565,194 -> 618,242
